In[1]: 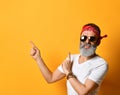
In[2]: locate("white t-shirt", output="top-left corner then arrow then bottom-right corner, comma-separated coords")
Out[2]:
58,54 -> 108,95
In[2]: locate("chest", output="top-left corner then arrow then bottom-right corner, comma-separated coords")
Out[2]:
72,60 -> 94,83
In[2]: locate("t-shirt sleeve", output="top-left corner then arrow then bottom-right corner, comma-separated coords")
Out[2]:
88,63 -> 108,85
57,64 -> 65,73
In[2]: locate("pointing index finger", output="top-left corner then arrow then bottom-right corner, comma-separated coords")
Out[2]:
30,41 -> 37,48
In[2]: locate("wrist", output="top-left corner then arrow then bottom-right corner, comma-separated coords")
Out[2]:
65,71 -> 71,75
66,72 -> 76,80
36,56 -> 42,62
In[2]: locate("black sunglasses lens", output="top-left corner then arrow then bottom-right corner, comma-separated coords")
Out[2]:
80,36 -> 87,42
89,37 -> 96,42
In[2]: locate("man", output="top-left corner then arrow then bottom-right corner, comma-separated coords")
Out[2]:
30,23 -> 108,95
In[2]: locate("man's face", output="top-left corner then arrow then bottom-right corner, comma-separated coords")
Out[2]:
80,30 -> 99,57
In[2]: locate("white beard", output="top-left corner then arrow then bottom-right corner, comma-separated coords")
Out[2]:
80,43 -> 97,57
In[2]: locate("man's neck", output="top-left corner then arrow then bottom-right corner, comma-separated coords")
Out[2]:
79,54 -> 97,64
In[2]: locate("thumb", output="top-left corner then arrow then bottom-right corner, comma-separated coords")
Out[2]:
69,52 -> 71,60
67,52 -> 71,61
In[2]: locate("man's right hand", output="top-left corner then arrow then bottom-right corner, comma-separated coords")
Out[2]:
30,41 -> 41,61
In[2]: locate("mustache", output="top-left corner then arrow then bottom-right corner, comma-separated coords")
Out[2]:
80,43 -> 91,48
80,43 -> 97,49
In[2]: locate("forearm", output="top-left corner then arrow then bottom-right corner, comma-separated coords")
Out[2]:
68,77 -> 87,95
36,57 -> 53,83
67,75 -> 98,95
30,42 -> 56,83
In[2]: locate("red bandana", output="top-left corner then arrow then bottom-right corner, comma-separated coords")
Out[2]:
81,25 -> 107,39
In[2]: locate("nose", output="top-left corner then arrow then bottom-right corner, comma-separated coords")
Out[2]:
85,38 -> 90,44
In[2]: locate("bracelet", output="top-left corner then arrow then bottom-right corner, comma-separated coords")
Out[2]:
66,72 -> 76,80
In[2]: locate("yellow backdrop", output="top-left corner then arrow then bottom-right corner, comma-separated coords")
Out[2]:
0,0 -> 120,95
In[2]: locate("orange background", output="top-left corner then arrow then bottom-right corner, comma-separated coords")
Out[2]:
0,0 -> 120,95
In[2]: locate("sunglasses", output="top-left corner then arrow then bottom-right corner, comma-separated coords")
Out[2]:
80,35 -> 97,42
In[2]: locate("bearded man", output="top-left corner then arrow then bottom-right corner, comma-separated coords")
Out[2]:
30,23 -> 108,95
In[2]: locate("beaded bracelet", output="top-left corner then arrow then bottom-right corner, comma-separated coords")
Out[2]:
66,72 -> 76,80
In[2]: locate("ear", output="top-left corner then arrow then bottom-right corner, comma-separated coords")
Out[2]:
96,39 -> 101,46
